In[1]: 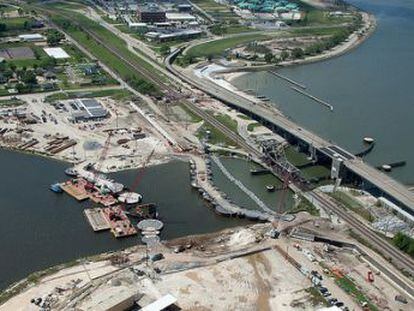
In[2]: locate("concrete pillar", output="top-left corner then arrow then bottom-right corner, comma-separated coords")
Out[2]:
308,144 -> 318,162
331,155 -> 343,180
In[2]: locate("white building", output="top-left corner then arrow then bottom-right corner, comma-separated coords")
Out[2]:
18,33 -> 45,42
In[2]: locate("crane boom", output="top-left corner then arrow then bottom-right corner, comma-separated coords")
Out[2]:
94,133 -> 112,174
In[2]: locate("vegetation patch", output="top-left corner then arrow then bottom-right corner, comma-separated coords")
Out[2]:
335,275 -> 378,311
214,113 -> 238,133
393,232 -> 414,258
247,122 -> 261,132
44,88 -> 132,102
287,195 -> 319,216
330,191 -> 374,222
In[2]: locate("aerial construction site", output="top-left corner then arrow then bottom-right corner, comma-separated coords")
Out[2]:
1,0 -> 414,310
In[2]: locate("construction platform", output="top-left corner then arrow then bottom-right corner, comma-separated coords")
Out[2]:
84,208 -> 110,232
102,206 -> 137,238
89,192 -> 117,207
60,179 -> 89,201
61,178 -> 117,206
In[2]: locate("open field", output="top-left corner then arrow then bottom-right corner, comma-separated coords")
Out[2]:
187,33 -> 271,58
43,88 -> 133,102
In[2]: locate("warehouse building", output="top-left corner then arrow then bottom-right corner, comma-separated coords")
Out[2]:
71,98 -> 109,122
145,29 -> 202,42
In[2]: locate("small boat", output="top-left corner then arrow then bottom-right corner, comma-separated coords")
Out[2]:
381,164 -> 392,172
266,184 -> 275,192
363,137 -> 374,144
50,183 -> 62,193
64,167 -> 78,177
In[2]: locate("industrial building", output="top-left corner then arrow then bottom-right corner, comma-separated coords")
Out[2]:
178,3 -> 192,12
70,98 -> 109,122
137,4 -> 166,23
18,33 -> 46,42
145,29 -> 202,42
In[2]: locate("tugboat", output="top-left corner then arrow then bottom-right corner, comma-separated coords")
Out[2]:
50,183 -> 62,193
64,167 -> 78,177
266,184 -> 275,192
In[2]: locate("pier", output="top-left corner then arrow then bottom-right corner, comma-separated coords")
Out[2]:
268,71 -> 306,89
290,86 -> 333,111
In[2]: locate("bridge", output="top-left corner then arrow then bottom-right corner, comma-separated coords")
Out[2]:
166,49 -> 414,218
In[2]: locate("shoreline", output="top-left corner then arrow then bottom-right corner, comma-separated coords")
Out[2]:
221,11 -> 376,82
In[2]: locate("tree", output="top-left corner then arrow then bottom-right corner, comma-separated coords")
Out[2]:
291,48 -> 304,59
264,52 -> 273,63
159,45 -> 171,56
23,21 -> 31,30
46,29 -> 65,46
211,24 -> 226,36
0,23 -> 6,32
280,50 -> 289,61
20,70 -> 37,85
40,57 -> 56,69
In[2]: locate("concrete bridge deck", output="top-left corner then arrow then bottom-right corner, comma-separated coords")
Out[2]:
167,59 -> 414,213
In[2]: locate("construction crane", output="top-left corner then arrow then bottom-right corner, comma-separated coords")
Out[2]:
272,158 -> 294,235
94,132 -> 113,174
119,147 -> 157,211
130,148 -> 156,193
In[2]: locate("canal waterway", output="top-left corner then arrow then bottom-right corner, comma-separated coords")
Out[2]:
0,150 -> 250,290
211,157 -> 294,212
232,0 -> 414,184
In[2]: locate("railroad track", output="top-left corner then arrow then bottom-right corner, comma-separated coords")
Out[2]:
309,191 -> 414,275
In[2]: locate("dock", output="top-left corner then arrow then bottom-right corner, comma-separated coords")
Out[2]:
84,208 -> 110,231
60,179 -> 89,201
290,86 -> 334,111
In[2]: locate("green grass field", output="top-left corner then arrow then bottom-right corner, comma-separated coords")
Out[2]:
1,17 -> 32,30
186,33 -> 270,58
44,88 -> 132,102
